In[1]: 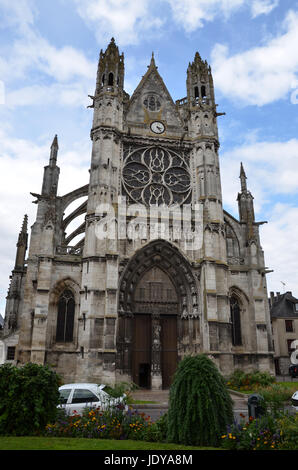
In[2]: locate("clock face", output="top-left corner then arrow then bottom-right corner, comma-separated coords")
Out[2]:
150,121 -> 165,134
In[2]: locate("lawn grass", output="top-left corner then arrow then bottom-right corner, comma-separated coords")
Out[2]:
0,436 -> 219,451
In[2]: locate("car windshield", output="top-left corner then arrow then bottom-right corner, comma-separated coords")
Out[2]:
59,388 -> 72,404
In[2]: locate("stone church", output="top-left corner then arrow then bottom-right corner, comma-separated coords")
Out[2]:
2,39 -> 274,388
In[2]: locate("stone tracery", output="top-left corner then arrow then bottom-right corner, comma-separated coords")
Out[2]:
122,146 -> 191,206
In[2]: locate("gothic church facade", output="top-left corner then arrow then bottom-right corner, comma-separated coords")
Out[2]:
2,39 -> 274,388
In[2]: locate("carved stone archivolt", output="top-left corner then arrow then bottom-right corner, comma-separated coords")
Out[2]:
118,240 -> 200,318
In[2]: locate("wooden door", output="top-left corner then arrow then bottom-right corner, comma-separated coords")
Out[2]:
161,315 -> 178,389
132,315 -> 152,388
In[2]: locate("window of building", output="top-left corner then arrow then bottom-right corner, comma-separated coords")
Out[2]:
108,72 -> 114,86
230,296 -> 242,346
295,303 -> 298,312
285,320 -> 294,332
56,289 -> 75,342
287,339 -> 295,355
6,346 -> 15,360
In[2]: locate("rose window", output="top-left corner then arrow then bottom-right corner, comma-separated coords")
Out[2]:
122,146 -> 191,206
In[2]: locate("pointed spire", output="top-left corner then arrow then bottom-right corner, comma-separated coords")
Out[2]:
15,215 -> 28,270
20,214 -> 28,237
148,52 -> 157,70
240,162 -> 247,192
49,134 -> 58,167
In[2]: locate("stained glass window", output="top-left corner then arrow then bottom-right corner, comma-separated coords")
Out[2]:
56,289 -> 75,342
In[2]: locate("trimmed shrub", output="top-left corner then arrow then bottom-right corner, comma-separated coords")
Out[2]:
167,354 -> 234,447
227,369 -> 275,391
0,362 -> 61,436
259,384 -> 293,415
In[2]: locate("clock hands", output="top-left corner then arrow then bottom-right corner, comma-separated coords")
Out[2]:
151,121 -> 164,133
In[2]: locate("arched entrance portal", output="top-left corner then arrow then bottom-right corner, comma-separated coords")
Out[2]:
116,240 -> 200,390
132,267 -> 178,389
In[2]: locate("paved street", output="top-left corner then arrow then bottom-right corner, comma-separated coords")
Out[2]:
130,384 -> 297,423
130,389 -> 250,423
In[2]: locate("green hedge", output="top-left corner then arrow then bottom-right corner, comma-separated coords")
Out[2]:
0,363 -> 61,436
226,369 -> 276,391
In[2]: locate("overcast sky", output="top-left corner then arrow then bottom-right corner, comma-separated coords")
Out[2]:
0,0 -> 298,314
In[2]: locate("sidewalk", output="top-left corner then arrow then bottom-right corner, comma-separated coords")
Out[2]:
130,388 -> 248,410
130,389 -> 169,409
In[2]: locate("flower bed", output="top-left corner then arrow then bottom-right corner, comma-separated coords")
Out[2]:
221,414 -> 282,450
221,413 -> 298,450
45,406 -> 167,443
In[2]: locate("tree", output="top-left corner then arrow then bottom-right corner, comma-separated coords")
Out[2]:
167,354 -> 234,446
0,363 -> 61,436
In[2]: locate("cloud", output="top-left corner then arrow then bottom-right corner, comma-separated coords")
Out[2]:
220,137 -> 298,218
251,0 -> 279,18
0,31 -> 96,83
166,0 -> 279,32
5,82 -> 92,108
73,0 -> 164,45
0,0 -> 36,33
211,9 -> 298,106
261,203 -> 298,294
219,136 -> 298,293
166,0 -> 244,31
0,1 -> 96,108
0,128 -> 90,312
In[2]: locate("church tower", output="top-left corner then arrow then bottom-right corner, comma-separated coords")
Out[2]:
2,40 -> 274,385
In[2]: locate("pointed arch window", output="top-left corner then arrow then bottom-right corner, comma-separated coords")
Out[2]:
108,72 -> 114,86
56,289 -> 75,342
230,296 -> 242,346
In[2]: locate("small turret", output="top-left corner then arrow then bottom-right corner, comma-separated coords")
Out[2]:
240,162 -> 247,192
14,215 -> 28,270
41,135 -> 60,196
186,52 -> 215,107
91,39 -> 125,132
49,134 -> 59,167
95,37 -> 124,96
237,162 -> 255,224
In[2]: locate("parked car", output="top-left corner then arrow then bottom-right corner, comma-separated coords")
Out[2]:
292,391 -> 298,412
289,364 -> 298,378
58,383 -> 127,415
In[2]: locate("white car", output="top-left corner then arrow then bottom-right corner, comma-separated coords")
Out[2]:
58,383 -> 127,415
292,391 -> 298,412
